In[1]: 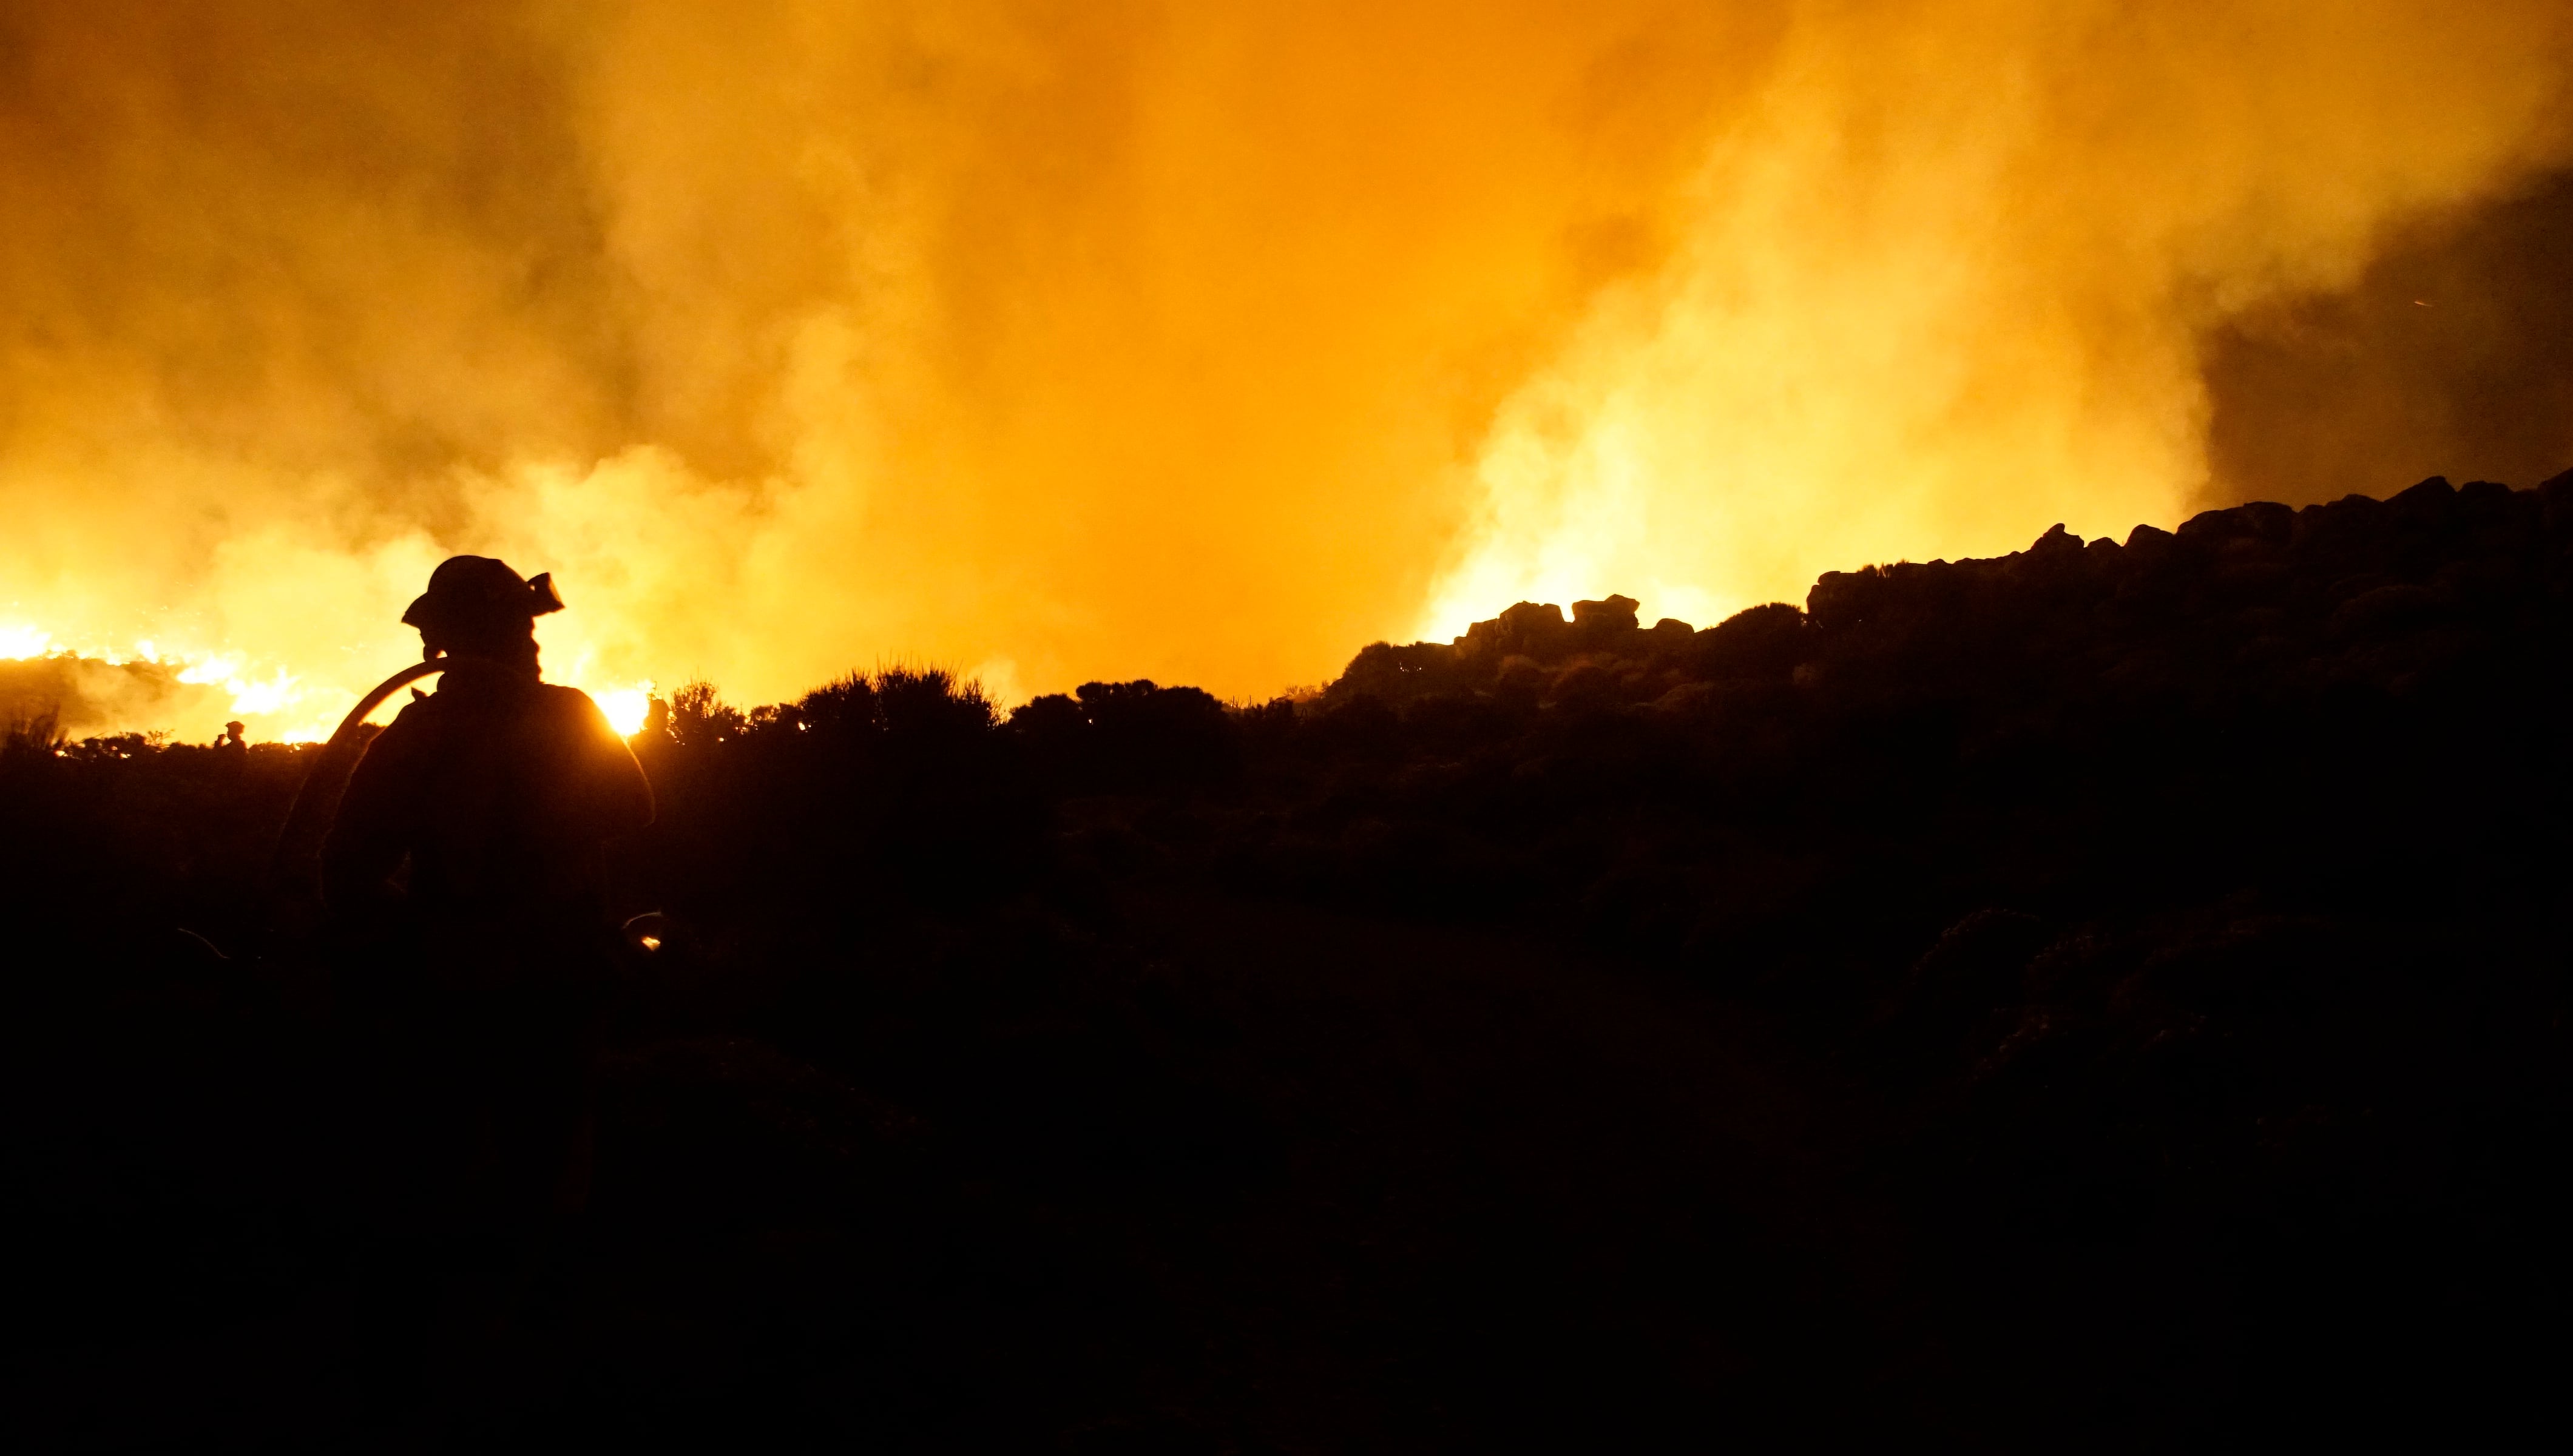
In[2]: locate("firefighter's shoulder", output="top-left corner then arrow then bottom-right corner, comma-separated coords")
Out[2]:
532,682 -> 620,733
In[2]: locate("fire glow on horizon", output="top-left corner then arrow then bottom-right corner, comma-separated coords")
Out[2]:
0,619 -> 655,743
2,2 -> 2570,741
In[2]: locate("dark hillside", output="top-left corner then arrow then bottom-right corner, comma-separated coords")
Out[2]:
1007,473 -> 2573,1441
5,471 -> 2569,1448
1154,474 -> 2572,967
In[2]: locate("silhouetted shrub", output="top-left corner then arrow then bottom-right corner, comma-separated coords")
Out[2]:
1006,679 -> 1237,794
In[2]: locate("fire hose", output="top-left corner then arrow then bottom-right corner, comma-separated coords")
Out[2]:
266,656 -> 448,903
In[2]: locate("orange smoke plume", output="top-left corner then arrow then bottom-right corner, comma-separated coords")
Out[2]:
1,2 -> 2568,738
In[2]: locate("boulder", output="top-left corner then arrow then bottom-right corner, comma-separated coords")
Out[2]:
2028,522 -> 2081,556
1464,601 -> 1572,660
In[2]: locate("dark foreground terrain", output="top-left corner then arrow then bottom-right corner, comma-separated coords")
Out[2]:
7,471 -> 2570,1449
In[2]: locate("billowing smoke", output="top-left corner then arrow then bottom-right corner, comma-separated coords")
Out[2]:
2204,169 -> 2573,505
1424,1 -> 2573,632
1,2 -> 2568,738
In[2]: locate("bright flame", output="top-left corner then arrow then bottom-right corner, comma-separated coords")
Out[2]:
596,686 -> 653,738
1,624 -> 55,661
172,656 -> 243,687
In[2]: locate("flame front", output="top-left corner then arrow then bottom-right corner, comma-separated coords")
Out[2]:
1,2 -> 2568,740
0,621 -> 654,744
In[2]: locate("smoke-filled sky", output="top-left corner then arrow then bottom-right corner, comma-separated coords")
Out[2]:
3,1 -> 2571,738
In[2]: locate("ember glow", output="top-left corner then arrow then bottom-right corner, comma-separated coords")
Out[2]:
2,2 -> 2569,739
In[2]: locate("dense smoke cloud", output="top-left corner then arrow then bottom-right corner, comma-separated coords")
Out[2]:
1423,1 -> 2573,633
2205,169 -> 2573,507
1,2 -> 2568,736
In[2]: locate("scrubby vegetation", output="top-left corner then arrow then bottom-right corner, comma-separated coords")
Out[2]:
7,471 -> 2570,1448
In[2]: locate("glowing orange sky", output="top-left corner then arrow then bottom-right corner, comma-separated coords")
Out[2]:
2,2 -> 2569,738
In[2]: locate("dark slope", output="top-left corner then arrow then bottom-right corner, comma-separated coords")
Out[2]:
996,471 -> 2573,1441
5,471 -> 2569,1448
1132,473 -> 2573,966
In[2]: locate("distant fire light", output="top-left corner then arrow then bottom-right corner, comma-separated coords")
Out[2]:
598,687 -> 652,738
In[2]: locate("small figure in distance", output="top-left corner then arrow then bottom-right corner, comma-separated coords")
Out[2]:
322,554 -> 653,1423
212,720 -> 247,777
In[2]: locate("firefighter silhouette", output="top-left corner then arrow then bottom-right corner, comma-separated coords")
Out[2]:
323,555 -> 652,1414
